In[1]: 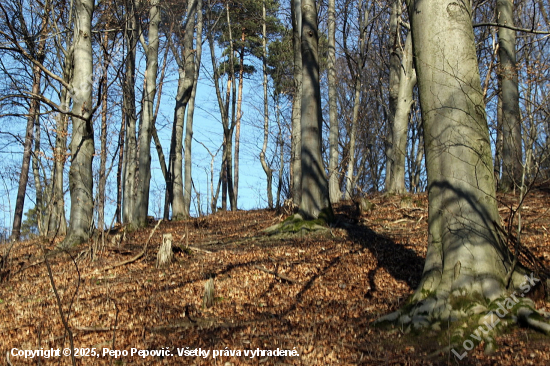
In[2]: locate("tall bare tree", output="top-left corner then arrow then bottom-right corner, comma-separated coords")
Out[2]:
134,0 -> 160,227
7,0 -> 51,240
182,0 -> 203,217
498,0 -> 523,191
343,0 -> 368,200
290,0 -> 302,205
167,0 -> 198,220
299,0 -> 332,220
65,0 -> 95,246
327,0 -> 339,203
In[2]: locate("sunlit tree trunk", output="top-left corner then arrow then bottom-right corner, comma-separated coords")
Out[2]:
183,1 -> 203,217
170,0 -> 198,220
498,0 -> 522,192
404,0 -> 520,308
122,0 -> 138,225
327,0 -> 339,203
260,0 -> 274,209
290,0 -> 302,206
386,34 -> 416,194
299,0 -> 332,220
65,0 -> 95,246
135,0 -> 160,226
384,0 -> 401,193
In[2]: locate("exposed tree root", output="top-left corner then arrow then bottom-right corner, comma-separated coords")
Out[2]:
263,213 -> 328,236
375,276 -> 550,359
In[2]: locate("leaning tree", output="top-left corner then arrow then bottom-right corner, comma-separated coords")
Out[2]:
377,0 -> 549,348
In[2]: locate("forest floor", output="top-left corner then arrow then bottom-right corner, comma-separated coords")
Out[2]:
1,186 -> 550,365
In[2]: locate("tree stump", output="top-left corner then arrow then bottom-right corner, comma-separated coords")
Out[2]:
203,278 -> 215,308
156,233 -> 173,268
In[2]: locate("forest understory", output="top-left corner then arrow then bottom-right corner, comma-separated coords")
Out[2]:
1,186 -> 550,365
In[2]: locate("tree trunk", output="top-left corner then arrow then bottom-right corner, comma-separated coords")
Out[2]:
494,85 -> 503,188
327,0 -> 339,204
116,109 -> 125,224
122,0 -> 138,225
170,0 -> 198,220
498,0 -> 522,192
32,111 -> 43,235
260,0 -> 273,209
47,49 -> 72,237
276,103 -> 284,209
384,0 -> 402,193
183,2 -> 203,217
290,0 -> 302,206
135,0 -> 160,227
97,30 -> 109,231
11,2 -> 50,240
404,0 -> 519,310
206,3 -> 235,212
11,63 -> 42,240
65,0 -> 95,246
387,34 -> 416,194
234,39 -> 245,209
47,109 -> 68,236
299,0 -> 332,220
343,1 -> 367,201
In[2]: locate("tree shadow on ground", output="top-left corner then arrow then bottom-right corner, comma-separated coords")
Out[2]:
335,209 -> 425,296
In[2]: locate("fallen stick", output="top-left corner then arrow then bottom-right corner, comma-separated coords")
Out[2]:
100,219 -> 163,272
187,246 -> 212,253
253,265 -> 299,284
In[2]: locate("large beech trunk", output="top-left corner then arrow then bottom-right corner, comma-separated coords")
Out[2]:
290,0 -> 302,206
65,0 -> 95,246
406,0 -> 521,307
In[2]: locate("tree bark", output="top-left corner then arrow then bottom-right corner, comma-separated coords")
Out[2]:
135,0 -> 160,227
290,0 -> 302,206
12,63 -> 43,240
234,39 -> 245,209
343,1 -> 367,200
299,0 -> 332,220
183,1 -> 203,217
97,29 -> 109,231
11,1 -> 50,240
260,0 -> 274,209
170,0 -> 198,220
327,0 -> 339,204
498,0 -> 522,192
65,0 -> 95,246
122,0 -> 138,225
384,0 -> 402,193
32,109 -> 43,235
406,0 -> 517,306
386,34 -> 416,194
